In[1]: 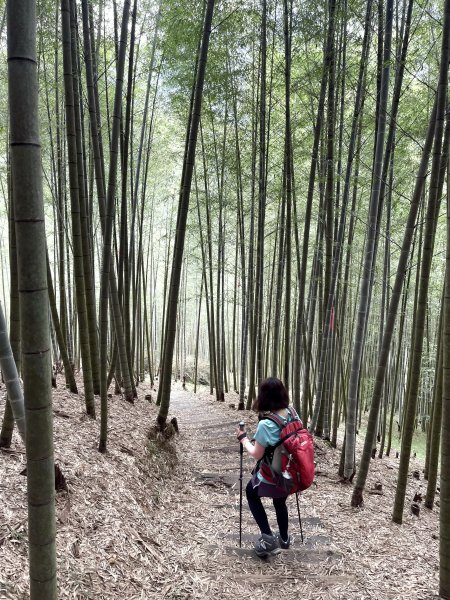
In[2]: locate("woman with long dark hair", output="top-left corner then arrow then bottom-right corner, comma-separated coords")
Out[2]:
236,377 -> 294,557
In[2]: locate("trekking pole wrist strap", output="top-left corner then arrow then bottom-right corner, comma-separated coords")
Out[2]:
237,432 -> 247,441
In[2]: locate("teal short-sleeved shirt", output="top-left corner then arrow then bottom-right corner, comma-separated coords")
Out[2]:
254,418 -> 284,448
254,410 -> 293,483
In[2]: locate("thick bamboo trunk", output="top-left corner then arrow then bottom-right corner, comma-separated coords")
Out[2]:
442,0 -> 450,577
46,253 -> 78,393
8,0 -> 57,594
0,301 -> 25,441
61,0 -> 95,417
0,196 -> 21,447
425,296 -> 443,509
156,0 -> 215,427
69,0 -> 100,396
80,0 -> 134,403
98,0 -> 132,452
293,0 -> 334,411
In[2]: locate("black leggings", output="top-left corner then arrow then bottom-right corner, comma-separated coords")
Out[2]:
245,479 -> 289,540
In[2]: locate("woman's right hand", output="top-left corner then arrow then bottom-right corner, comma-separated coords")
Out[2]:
236,426 -> 247,442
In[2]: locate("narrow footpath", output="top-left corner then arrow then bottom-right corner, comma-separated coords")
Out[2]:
167,389 -> 344,597
163,387 -> 438,600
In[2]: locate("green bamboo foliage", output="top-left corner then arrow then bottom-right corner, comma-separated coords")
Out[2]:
8,0 -> 57,596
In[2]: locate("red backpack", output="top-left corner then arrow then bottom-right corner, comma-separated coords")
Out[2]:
258,407 -> 315,494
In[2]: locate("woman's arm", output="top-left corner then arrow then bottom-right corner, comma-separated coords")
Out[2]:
236,428 -> 265,460
242,438 -> 265,460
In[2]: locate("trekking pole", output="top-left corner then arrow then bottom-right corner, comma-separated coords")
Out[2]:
296,492 -> 304,543
238,421 -> 245,548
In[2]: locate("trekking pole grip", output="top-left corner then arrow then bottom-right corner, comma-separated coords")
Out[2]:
239,421 -> 245,454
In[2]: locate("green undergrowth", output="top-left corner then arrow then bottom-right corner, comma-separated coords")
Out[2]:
356,418 -> 430,463
410,429 -> 434,464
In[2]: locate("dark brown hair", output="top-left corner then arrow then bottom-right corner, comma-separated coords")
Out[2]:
252,377 -> 290,413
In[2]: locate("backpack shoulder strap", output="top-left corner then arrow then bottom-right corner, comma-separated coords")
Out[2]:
286,406 -> 297,419
287,406 -> 304,426
264,408 -> 301,427
262,412 -> 285,428
259,413 -> 284,459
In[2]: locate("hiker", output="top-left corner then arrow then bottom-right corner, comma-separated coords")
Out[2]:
236,377 -> 293,558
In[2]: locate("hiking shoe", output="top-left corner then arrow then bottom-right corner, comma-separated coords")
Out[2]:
276,532 -> 292,549
254,533 -> 281,558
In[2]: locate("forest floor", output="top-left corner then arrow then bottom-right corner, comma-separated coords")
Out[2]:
0,376 -> 441,599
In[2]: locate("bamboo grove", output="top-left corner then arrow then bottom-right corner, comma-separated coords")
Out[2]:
1,0 -> 450,597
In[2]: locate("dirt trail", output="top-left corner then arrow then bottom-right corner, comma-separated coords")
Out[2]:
167,388 -> 349,600
165,387 -> 439,600
0,382 -> 440,599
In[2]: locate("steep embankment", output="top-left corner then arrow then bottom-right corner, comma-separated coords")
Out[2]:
0,379 -> 439,599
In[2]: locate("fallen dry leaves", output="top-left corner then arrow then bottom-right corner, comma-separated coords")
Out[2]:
0,377 -> 440,599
